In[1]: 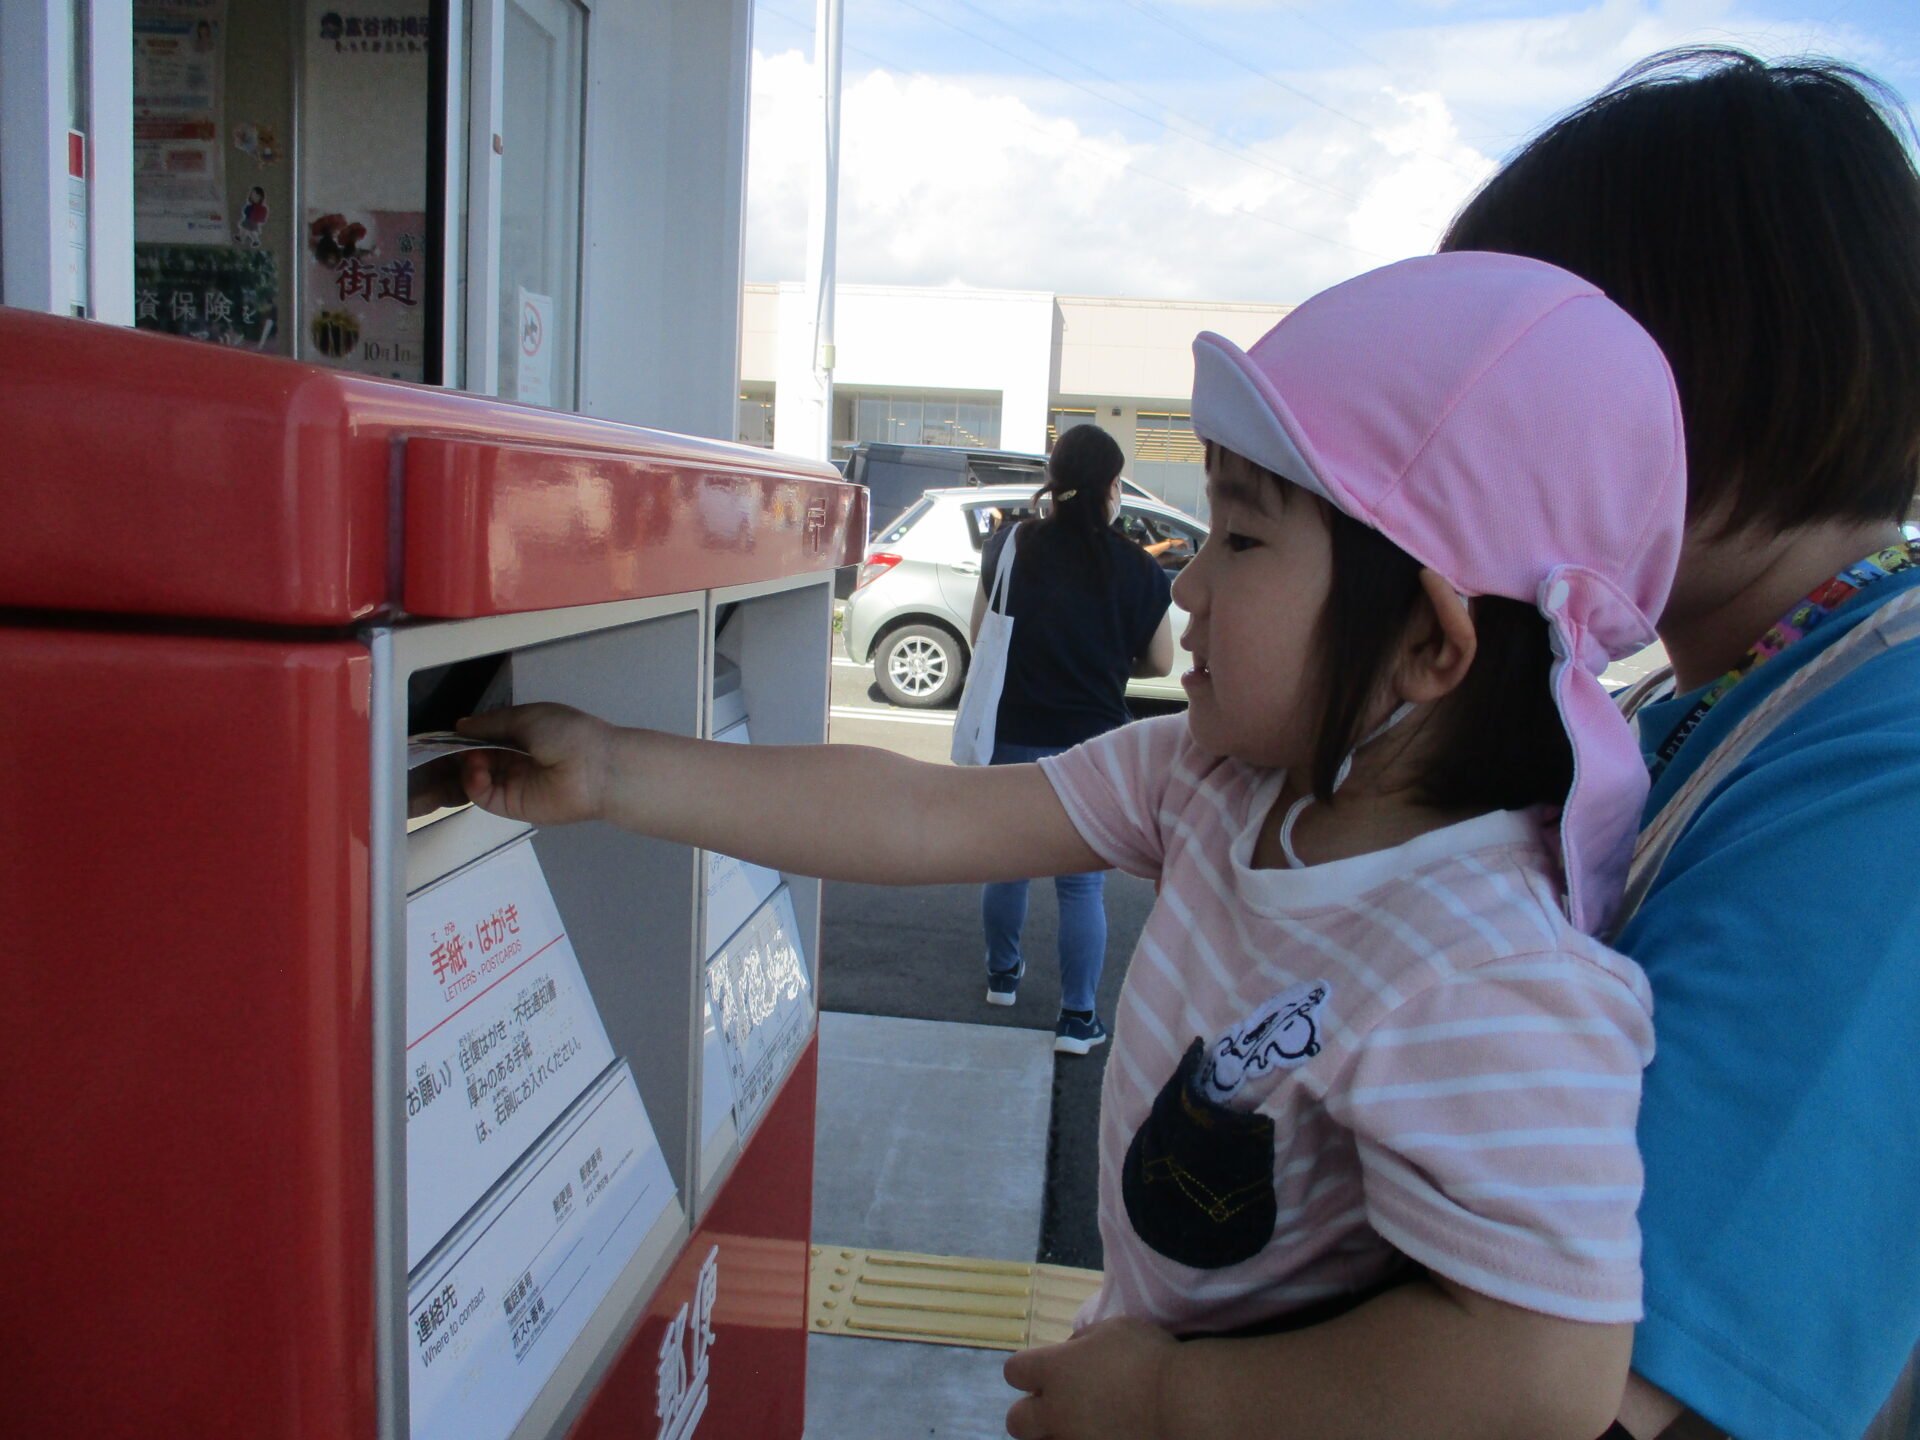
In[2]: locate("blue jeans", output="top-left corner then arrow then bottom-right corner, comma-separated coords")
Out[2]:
981,739 -> 1107,1014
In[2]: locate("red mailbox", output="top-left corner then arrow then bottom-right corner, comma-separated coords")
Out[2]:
0,307 -> 863,1440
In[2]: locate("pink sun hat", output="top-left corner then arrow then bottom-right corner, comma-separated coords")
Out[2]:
1190,250 -> 1686,934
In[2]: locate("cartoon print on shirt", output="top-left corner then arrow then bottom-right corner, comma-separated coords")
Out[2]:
1123,1038 -> 1279,1270
1196,980 -> 1330,1106
1121,981 -> 1332,1269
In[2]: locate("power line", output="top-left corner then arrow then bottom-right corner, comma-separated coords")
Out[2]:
1260,1 -> 1505,133
1272,1 -> 1398,74
880,0 -> 1389,246
932,0 -> 1468,236
754,0 -> 1394,263
1114,0 -> 1490,183
932,0 -> 1370,208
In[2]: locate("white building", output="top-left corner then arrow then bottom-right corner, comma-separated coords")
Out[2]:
740,281 -> 1293,516
3,0 -> 756,441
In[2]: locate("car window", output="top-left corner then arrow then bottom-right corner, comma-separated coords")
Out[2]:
963,501 -> 1040,551
875,496 -> 935,546
1119,507 -> 1203,572
1112,511 -> 1152,547
967,460 -> 1045,490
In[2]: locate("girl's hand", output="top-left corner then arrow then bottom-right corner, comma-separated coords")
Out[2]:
455,703 -> 615,827
1002,1317 -> 1179,1440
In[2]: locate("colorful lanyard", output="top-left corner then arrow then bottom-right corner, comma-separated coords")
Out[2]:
1650,539 -> 1920,779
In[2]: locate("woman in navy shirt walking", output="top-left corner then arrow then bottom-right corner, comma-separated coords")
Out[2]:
972,424 -> 1173,1054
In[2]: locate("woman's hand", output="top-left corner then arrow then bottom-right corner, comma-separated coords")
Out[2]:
455,703 -> 617,827
1002,1317 -> 1179,1440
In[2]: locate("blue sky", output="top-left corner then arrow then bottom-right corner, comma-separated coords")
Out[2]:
745,0 -> 1920,302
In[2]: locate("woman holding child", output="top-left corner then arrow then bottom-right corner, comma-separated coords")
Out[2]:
1005,48 -> 1920,1440
1442,50 -> 1920,1440
446,47 -> 1920,1440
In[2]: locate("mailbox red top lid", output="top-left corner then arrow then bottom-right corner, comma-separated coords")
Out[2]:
1,308 -> 864,626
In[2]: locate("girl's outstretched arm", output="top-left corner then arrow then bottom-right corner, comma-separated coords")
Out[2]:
455,702 -> 1104,887
1002,1275 -> 1630,1440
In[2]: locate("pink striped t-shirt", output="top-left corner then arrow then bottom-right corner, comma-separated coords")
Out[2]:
1040,714 -> 1654,1331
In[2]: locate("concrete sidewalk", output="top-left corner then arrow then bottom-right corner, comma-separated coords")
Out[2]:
815,873 -> 1154,1270
804,1011 -> 1054,1440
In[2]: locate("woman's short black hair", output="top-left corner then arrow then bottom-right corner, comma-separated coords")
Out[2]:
1209,444 -> 1572,811
1442,47 -> 1920,534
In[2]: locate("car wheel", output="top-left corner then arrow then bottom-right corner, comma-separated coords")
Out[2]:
875,623 -> 966,708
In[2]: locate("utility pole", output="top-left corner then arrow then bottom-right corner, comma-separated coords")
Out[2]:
800,0 -> 843,463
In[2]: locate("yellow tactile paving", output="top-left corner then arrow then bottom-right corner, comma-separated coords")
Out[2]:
1026,1264 -> 1104,1348
808,1245 -> 1103,1352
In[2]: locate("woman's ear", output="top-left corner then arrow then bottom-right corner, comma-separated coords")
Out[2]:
1396,570 -> 1478,704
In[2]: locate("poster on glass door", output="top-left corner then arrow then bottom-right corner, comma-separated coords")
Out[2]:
300,0 -> 430,377
515,288 -> 554,406
303,208 -> 427,380
132,0 -> 229,242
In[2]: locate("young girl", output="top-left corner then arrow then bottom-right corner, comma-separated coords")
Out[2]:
452,251 -> 1685,1439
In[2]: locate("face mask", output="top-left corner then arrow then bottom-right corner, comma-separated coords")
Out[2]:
1107,489 -> 1122,525
1276,700 -> 1417,868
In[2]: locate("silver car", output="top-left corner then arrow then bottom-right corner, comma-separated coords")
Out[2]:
842,484 -> 1206,709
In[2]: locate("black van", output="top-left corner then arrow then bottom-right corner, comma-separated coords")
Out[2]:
842,443 -> 1049,537
833,444 -> 1041,598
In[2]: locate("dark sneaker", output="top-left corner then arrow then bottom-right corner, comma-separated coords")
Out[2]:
986,968 -> 1021,1007
1053,1012 -> 1108,1055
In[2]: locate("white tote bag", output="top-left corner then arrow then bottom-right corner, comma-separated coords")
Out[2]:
950,525 -> 1018,766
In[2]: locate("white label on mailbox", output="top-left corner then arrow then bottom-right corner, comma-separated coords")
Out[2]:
699,990 -> 735,1151
406,836 -> 617,1269
705,719 -> 783,957
408,1063 -> 674,1440
703,886 -> 814,1140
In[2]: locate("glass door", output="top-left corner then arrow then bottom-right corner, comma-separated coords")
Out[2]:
464,0 -> 584,409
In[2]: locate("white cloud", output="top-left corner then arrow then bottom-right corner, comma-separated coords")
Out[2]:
745,0 -> 1907,303
745,47 -> 1493,302
1379,0 -> 1897,117
1345,88 -> 1495,259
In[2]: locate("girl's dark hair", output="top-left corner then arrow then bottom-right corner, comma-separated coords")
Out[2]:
1209,445 -> 1572,810
1442,47 -> 1920,534
1314,506 -> 1571,810
1021,423 -> 1128,583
